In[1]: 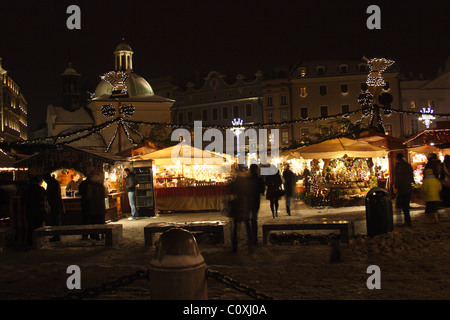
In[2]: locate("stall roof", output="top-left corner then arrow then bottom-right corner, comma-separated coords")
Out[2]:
14,145 -> 129,175
290,138 -> 388,159
134,142 -> 234,166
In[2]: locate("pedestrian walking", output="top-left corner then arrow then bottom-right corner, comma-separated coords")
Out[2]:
422,168 -> 442,223
228,171 -> 253,253
282,163 -> 296,216
248,164 -> 265,246
394,153 -> 415,227
21,176 -> 48,246
124,168 -> 138,220
265,165 -> 283,218
79,172 -> 107,240
439,154 -> 450,207
43,173 -> 65,241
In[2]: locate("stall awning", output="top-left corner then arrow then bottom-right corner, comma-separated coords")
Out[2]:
291,138 -> 388,159
407,145 -> 441,154
14,145 -> 129,174
134,142 -> 234,166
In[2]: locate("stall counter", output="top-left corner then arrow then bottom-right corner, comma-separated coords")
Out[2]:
155,185 -> 229,212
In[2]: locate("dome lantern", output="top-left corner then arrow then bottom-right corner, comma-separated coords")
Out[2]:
114,38 -> 133,71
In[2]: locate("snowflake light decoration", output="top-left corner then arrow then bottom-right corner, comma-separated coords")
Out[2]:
419,107 -> 436,129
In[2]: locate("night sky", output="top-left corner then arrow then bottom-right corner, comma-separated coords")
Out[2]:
1,0 -> 449,134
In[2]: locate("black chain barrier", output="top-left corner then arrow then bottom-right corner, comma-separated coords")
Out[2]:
52,268 -> 273,300
206,268 -> 273,300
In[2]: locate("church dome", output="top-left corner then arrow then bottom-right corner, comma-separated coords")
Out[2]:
62,63 -> 80,76
93,72 -> 154,100
114,42 -> 133,52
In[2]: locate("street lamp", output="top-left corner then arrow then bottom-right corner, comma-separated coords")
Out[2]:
419,107 -> 435,129
231,118 -> 244,165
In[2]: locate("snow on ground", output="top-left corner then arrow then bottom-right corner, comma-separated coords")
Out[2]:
0,199 -> 449,301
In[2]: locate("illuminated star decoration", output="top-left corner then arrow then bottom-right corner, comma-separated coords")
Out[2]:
419,107 -> 436,129
365,57 -> 395,87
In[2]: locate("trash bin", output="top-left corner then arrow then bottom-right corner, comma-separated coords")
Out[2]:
148,228 -> 208,300
365,187 -> 394,237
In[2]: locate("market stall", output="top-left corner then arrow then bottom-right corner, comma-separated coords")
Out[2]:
135,143 -> 234,212
14,145 -> 130,224
285,138 -> 389,207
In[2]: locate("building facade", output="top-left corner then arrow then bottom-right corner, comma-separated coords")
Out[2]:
289,59 -> 403,143
0,58 -> 28,142
400,58 -> 450,136
167,70 -> 264,128
262,66 -> 292,149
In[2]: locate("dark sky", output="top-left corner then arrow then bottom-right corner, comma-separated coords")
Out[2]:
1,0 -> 449,133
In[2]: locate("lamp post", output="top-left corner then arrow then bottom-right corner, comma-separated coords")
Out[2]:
231,118 -> 244,167
419,106 -> 435,129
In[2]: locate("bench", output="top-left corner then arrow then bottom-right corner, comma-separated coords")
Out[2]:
262,218 -> 355,244
33,224 -> 123,248
144,220 -> 230,247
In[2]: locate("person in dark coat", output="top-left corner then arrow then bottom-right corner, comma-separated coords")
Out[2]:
394,153 -> 415,227
124,168 -> 138,220
43,173 -> 65,241
79,172 -> 107,240
248,164 -> 265,246
440,155 -> 450,207
229,171 -> 253,253
21,176 -> 48,246
265,165 -> 283,218
282,163 -> 296,216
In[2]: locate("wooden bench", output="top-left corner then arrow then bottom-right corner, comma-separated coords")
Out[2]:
262,218 -> 355,244
33,224 -> 123,248
144,220 -> 230,247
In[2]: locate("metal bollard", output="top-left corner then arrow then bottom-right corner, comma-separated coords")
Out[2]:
148,228 -> 208,300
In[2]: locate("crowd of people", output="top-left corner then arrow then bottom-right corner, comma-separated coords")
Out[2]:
227,163 -> 297,253
20,171 -> 108,245
394,153 -> 450,227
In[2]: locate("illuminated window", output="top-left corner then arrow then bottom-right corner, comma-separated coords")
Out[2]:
300,87 -> 307,97
301,128 -> 309,139
281,131 -> 289,145
410,101 -> 416,109
299,68 -> 307,77
385,124 -> 393,135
